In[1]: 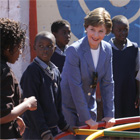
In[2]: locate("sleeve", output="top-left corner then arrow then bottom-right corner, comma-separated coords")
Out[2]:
136,70 -> 140,81
0,67 -> 15,118
135,47 -> 139,71
56,77 -> 69,130
20,65 -> 50,137
136,48 -> 140,81
100,46 -> 115,118
63,47 -> 91,122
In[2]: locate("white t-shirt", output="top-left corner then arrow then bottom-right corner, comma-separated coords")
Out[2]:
90,45 -> 100,70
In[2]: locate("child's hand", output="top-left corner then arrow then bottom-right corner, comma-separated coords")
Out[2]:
85,118 -> 98,129
67,125 -> 77,136
24,96 -> 37,111
135,97 -> 139,108
42,133 -> 54,140
16,116 -> 26,136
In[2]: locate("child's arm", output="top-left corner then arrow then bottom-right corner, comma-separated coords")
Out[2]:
0,96 -> 37,124
16,116 -> 26,136
42,133 -> 54,140
135,79 -> 140,108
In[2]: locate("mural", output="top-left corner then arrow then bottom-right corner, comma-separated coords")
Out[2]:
0,0 -> 139,82
57,0 -> 140,45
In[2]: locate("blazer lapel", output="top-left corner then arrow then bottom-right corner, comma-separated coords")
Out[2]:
82,36 -> 96,73
96,41 -> 106,72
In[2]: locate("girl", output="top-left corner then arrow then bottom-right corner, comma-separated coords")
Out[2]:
0,18 -> 37,139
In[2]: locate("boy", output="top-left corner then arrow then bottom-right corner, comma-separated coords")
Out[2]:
109,15 -> 139,118
50,20 -> 71,73
20,31 -> 75,139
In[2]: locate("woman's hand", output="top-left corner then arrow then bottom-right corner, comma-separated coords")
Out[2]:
85,118 -> 98,129
102,117 -> 116,128
16,116 -> 26,136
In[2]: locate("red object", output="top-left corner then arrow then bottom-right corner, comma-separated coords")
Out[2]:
29,0 -> 38,62
54,116 -> 140,140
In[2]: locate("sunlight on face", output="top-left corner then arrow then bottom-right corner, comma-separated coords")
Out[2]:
86,25 -> 106,49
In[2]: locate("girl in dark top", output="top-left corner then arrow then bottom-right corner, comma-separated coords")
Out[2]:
109,15 -> 139,119
50,20 -> 71,73
0,18 -> 37,139
20,31 -> 75,140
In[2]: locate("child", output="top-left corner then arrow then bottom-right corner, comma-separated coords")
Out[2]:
0,18 -> 37,139
109,15 -> 139,119
50,19 -> 71,73
60,7 -> 115,140
20,31 -> 75,140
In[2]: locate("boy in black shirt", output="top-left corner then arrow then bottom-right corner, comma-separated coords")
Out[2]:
51,20 -> 71,73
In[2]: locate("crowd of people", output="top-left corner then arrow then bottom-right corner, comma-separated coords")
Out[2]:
0,7 -> 139,140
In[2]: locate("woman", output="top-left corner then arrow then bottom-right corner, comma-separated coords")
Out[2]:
60,7 -> 115,139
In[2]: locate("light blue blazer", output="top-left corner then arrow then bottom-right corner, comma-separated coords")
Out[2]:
61,36 -> 114,123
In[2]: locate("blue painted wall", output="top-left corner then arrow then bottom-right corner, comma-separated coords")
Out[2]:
57,0 -> 140,46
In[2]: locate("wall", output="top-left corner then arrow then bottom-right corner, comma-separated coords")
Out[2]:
36,0 -> 140,44
0,0 -> 30,83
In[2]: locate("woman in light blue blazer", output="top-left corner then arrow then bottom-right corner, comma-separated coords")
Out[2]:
60,7 -> 115,139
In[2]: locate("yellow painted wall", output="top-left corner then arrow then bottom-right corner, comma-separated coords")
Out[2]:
36,0 -> 78,44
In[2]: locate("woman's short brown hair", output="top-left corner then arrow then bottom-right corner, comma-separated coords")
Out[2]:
84,7 -> 112,35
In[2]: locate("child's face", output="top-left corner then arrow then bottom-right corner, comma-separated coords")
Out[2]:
54,24 -> 71,47
4,45 -> 22,64
86,24 -> 106,49
34,36 -> 56,64
112,21 -> 129,43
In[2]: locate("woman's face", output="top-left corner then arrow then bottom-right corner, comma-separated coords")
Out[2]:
86,24 -> 106,49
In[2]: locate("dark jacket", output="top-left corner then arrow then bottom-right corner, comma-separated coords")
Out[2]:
51,52 -> 66,73
20,61 -> 68,139
0,60 -> 21,139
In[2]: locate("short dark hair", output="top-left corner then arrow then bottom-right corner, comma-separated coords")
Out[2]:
112,15 -> 129,29
34,31 -> 55,45
51,19 -> 70,33
0,18 -> 26,59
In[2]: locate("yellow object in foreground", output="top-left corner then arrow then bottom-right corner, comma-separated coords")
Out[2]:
86,122 -> 140,140
74,129 -> 99,135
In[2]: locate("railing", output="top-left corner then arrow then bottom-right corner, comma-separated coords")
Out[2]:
55,116 -> 140,140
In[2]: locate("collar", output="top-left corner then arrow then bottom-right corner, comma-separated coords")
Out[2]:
109,37 -> 133,51
55,45 -> 68,56
34,57 -> 57,71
